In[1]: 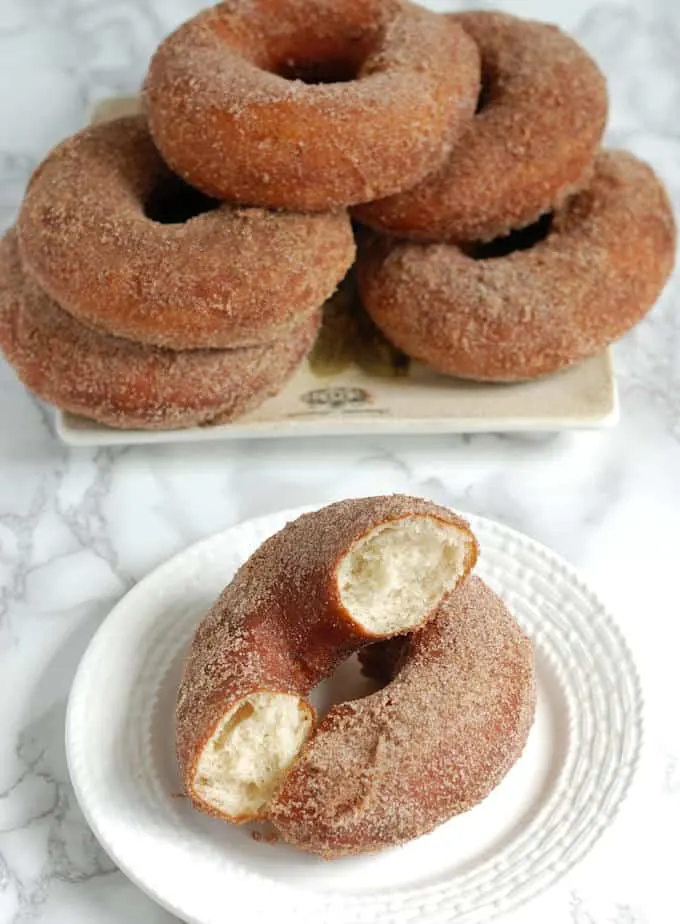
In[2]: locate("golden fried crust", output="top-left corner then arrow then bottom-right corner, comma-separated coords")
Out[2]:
0,229 -> 319,430
268,576 -> 536,858
354,11 -> 608,242
176,496 -> 478,818
356,151 -> 676,382
17,115 -> 355,350
144,0 -> 481,211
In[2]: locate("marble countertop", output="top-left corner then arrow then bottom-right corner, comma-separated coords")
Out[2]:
1,0 -> 679,922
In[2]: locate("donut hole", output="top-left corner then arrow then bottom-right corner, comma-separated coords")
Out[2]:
144,173 -> 220,225
194,693 -> 313,819
274,56 -> 361,85
474,64 -> 497,114
265,27 -> 375,85
311,651 -> 385,717
337,515 -> 472,634
462,212 -> 554,260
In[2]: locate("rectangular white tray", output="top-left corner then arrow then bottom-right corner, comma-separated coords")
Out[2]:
57,351 -> 618,446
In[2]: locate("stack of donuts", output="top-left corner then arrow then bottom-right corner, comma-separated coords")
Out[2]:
1,0 -> 676,429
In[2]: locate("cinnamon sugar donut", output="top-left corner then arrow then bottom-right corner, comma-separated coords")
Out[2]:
17,115 -> 354,350
354,11 -> 608,243
144,0 -> 481,212
269,576 -> 535,858
176,496 -> 478,823
0,230 -> 318,430
357,151 -> 676,382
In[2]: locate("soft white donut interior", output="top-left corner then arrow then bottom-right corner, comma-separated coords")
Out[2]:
194,693 -> 313,819
338,516 -> 470,634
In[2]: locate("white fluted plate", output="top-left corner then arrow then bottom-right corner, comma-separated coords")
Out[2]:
66,506 -> 642,924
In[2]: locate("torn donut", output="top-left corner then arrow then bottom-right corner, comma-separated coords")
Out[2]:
175,496 -> 478,823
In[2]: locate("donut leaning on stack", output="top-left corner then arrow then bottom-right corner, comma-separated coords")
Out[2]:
0,0 -> 484,429
2,112 -> 355,429
17,116 -> 355,352
356,11 -> 677,382
176,495 -> 536,858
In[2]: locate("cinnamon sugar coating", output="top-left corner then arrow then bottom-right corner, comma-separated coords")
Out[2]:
0,230 -> 318,430
354,11 -> 608,242
176,496 -> 477,821
17,115 -> 355,350
356,151 -> 677,382
144,0 -> 481,211
268,576 -> 535,858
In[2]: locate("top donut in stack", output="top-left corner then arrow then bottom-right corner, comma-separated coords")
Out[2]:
144,0 -> 482,212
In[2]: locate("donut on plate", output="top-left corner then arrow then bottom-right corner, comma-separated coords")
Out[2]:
269,576 -> 535,858
0,230 -> 319,431
144,0 -> 481,212
176,496 -> 479,824
354,11 -> 608,243
356,151 -> 676,382
17,115 -> 355,350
